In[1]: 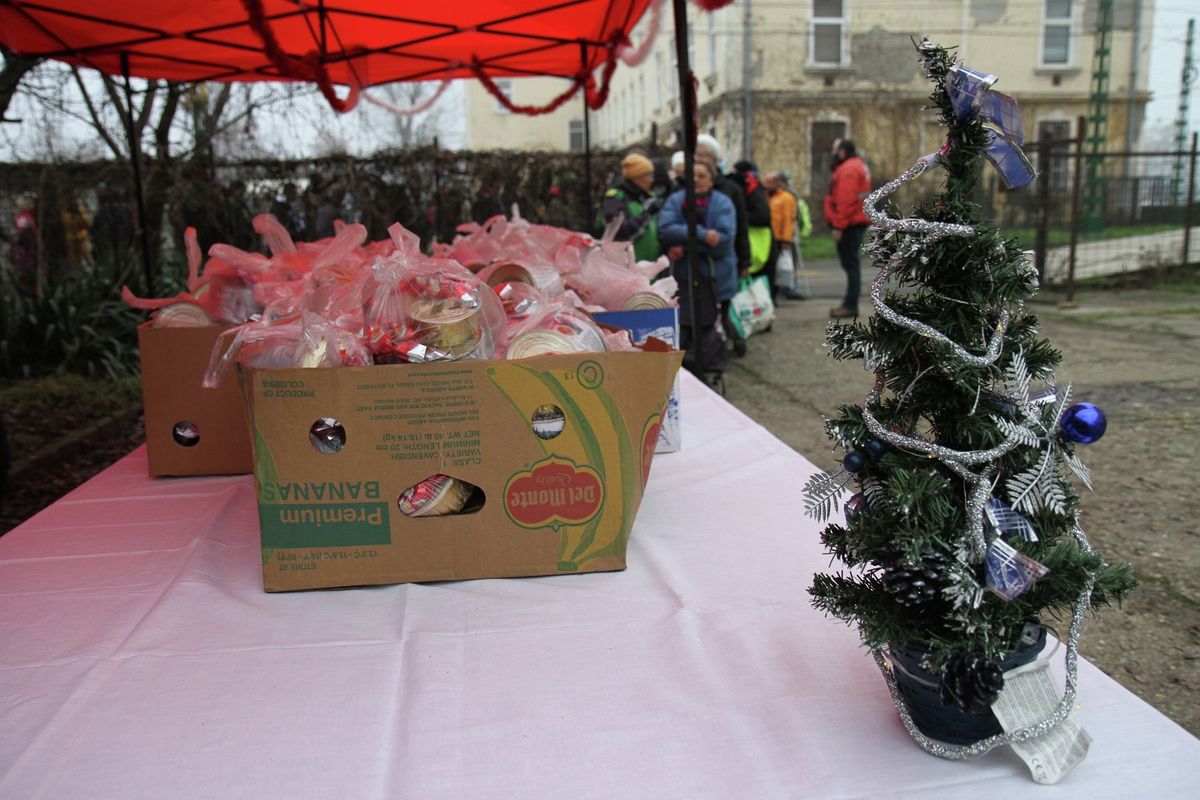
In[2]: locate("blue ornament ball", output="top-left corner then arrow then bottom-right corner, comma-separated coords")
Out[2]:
864,439 -> 887,460
1060,402 -> 1107,444
843,451 -> 869,473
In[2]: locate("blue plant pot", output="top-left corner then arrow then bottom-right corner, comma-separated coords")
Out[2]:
890,626 -> 1048,746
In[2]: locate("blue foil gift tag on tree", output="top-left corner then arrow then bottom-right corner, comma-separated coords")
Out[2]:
986,539 -> 1051,601
947,65 -> 998,119
986,131 -> 1037,189
985,497 -> 1038,542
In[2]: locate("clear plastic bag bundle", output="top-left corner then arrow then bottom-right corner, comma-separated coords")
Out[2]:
203,311 -> 371,387
363,224 -> 505,364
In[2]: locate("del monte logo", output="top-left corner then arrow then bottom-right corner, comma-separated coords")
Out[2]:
504,456 -> 603,529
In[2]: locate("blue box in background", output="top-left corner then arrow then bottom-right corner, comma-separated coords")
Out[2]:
593,307 -> 681,453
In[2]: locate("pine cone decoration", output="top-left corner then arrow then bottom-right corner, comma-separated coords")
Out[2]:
881,551 -> 949,607
938,651 -> 1005,714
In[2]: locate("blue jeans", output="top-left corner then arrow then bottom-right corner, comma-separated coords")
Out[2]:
836,224 -> 868,313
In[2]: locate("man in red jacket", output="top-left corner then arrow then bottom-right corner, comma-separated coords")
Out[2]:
823,139 -> 872,318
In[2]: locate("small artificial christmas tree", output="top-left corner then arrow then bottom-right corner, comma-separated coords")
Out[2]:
803,39 -> 1136,770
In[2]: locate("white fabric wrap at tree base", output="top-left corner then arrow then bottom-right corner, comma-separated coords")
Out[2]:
990,658 -> 1092,784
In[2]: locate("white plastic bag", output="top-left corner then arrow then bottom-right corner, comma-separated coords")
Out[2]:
776,244 -> 796,292
729,275 -> 775,339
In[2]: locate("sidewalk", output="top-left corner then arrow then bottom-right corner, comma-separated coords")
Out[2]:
1044,228 -> 1199,284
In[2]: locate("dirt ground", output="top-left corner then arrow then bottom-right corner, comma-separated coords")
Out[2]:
721,282 -> 1200,737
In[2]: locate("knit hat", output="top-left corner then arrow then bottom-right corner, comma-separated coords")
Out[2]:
621,153 -> 654,180
696,133 -> 722,163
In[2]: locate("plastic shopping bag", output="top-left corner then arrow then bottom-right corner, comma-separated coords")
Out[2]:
747,226 -> 773,274
776,244 -> 796,292
730,275 -> 775,339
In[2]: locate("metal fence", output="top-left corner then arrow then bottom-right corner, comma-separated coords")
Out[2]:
1,133 -> 1195,298
981,131 -> 1199,296
0,146 -> 646,294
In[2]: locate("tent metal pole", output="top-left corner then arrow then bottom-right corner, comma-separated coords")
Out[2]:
742,0 -> 752,162
580,43 -> 593,230
318,0 -> 328,57
672,0 -> 703,377
433,135 -> 441,246
583,98 -> 592,228
120,52 -> 154,292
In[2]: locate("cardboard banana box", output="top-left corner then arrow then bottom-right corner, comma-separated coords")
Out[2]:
242,349 -> 682,591
138,323 -> 253,477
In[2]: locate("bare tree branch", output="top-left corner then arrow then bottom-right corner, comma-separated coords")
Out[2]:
71,67 -> 124,159
1,45 -> 44,122
135,79 -> 160,135
154,83 -> 182,158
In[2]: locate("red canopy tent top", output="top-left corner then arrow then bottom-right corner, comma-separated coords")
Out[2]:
0,0 -> 672,111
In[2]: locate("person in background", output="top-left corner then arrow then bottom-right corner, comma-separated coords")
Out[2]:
91,186 -> 133,268
766,171 -> 809,301
271,182 -> 305,240
11,194 -> 38,293
669,150 -> 686,190
303,173 -> 325,240
824,138 -> 872,319
314,183 -> 344,240
598,153 -> 663,262
541,185 -> 573,230
60,192 -> 93,271
733,159 -> 776,305
225,180 -> 254,250
657,158 -> 736,393
651,156 -> 674,200
695,133 -> 751,357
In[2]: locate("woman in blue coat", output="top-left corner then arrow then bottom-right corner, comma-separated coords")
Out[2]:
657,160 -> 737,388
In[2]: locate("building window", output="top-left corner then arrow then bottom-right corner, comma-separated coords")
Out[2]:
569,119 -> 586,153
1037,120 -> 1072,192
655,51 -> 663,109
1041,0 -> 1072,66
811,120 -> 847,195
670,22 -> 696,69
810,0 -> 846,67
493,79 -> 514,113
707,13 -> 717,76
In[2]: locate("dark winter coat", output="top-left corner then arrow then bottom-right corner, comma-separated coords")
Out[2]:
598,178 -> 662,262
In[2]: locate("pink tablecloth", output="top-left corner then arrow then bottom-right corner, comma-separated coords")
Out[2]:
2,373 -> 1197,798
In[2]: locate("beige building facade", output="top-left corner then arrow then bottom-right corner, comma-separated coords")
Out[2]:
461,76 -> 590,153
464,1 -> 1155,209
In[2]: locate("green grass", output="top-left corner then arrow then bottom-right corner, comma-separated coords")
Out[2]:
801,224 -> 1183,263
0,374 -> 142,416
801,237 -> 838,262
1004,224 -> 1183,251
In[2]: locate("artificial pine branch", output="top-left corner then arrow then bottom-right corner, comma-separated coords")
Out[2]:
807,39 -> 1136,679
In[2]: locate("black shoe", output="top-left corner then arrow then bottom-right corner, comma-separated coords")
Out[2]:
783,290 -> 806,300
703,373 -> 726,396
733,338 -> 747,357
761,324 -> 773,334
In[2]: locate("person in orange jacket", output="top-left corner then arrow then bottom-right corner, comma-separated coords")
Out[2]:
823,138 -> 872,318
